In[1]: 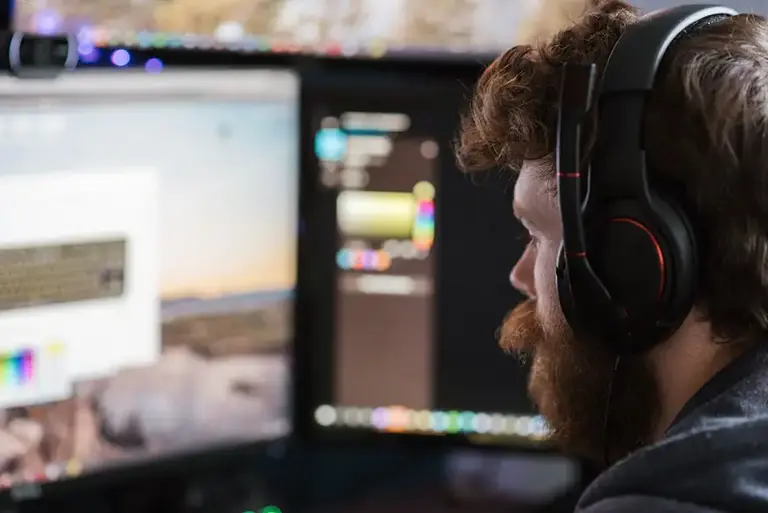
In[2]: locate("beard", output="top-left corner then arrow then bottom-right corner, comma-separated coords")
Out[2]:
499,299 -> 661,465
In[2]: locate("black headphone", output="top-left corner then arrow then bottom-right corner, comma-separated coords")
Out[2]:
555,5 -> 736,354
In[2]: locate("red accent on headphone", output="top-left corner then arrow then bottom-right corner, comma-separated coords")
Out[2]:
610,218 -> 665,298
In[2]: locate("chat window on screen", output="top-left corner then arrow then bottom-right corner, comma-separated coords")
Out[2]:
314,109 -> 437,416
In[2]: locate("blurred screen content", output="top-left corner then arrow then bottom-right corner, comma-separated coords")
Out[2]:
0,240 -> 126,312
0,70 -> 297,489
314,110 -> 443,429
338,191 -> 418,240
14,0 -> 528,58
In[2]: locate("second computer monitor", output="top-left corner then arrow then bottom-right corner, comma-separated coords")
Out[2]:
0,68 -> 297,489
299,67 -> 549,449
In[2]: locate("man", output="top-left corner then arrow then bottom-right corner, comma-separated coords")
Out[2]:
456,1 -> 768,512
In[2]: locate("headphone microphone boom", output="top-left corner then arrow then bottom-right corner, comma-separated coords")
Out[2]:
555,5 -> 736,355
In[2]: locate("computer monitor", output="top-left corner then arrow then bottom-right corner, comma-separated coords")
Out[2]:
0,68 -> 298,489
297,66 -> 550,449
13,0 -> 528,60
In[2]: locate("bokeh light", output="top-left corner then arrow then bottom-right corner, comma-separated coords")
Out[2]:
145,58 -> 163,73
110,49 -> 131,67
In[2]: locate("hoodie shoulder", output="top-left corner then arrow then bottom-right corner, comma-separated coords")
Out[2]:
576,415 -> 768,512
578,496 -> 725,513
579,343 -> 768,513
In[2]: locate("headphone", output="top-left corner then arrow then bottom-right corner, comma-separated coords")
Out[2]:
555,5 -> 737,355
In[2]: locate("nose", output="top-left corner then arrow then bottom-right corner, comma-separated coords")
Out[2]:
510,248 -> 535,299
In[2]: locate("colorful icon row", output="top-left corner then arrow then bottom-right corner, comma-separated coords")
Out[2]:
337,249 -> 392,272
314,405 -> 550,439
76,26 -> 392,58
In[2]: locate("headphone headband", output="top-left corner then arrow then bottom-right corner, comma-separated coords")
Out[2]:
602,5 -> 738,94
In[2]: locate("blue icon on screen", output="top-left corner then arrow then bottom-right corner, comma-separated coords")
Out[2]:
315,128 -> 348,161
530,415 -> 551,437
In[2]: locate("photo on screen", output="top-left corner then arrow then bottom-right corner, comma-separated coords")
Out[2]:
0,70 -> 297,486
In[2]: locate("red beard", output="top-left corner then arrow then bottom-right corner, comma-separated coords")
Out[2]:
499,299 -> 661,464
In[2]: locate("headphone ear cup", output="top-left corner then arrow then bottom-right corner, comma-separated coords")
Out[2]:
585,206 -> 667,323
582,196 -> 697,350
555,195 -> 696,352
648,193 -> 698,329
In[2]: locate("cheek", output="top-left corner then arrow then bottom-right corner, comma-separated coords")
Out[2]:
533,240 -> 561,325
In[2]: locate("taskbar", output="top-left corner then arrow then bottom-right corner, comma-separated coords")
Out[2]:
74,27 -> 497,62
313,404 -> 550,441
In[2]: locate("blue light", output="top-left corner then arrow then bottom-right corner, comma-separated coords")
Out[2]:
145,58 -> 163,73
34,10 -> 60,35
77,42 -> 94,56
335,249 -> 350,270
110,49 -> 131,67
79,48 -> 100,64
77,26 -> 93,45
314,128 -> 347,161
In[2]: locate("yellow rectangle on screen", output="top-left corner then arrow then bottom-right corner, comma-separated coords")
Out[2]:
337,191 -> 415,239
0,239 -> 126,312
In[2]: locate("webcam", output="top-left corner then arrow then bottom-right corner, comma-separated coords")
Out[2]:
3,31 -> 78,78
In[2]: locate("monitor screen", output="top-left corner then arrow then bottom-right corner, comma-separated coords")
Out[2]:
0,69 -> 297,488
13,0 -> 528,59
299,69 -> 550,448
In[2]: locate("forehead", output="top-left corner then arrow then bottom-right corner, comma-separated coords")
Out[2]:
513,161 -> 556,219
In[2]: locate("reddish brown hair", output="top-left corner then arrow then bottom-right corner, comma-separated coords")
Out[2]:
457,0 -> 768,344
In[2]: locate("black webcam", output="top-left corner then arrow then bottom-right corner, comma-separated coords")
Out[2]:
2,31 -> 78,78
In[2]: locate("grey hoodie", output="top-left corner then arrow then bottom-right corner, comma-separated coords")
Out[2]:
577,343 -> 768,513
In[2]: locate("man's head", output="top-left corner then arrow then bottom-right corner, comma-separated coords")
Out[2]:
457,0 -> 768,463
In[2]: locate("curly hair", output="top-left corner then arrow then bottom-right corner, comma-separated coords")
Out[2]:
456,0 -> 768,345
